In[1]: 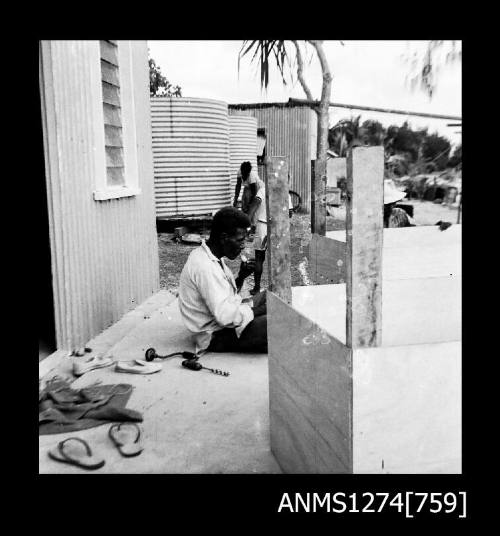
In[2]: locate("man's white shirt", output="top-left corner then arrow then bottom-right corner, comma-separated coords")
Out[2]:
178,240 -> 254,352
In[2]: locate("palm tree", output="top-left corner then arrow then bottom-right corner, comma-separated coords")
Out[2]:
361,119 -> 386,146
328,115 -> 363,157
238,40 -> 334,235
404,40 -> 461,99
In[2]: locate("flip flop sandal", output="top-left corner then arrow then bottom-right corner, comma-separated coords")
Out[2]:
108,423 -> 143,457
114,359 -> 162,375
73,355 -> 114,377
47,437 -> 105,470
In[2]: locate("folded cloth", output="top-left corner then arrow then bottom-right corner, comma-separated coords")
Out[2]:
39,379 -> 142,436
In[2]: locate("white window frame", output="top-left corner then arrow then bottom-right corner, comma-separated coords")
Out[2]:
91,40 -> 141,201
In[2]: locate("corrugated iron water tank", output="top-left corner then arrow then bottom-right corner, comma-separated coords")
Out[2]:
228,115 -> 258,194
151,97 -> 231,218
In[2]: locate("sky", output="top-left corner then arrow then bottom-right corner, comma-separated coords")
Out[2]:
147,40 -> 462,147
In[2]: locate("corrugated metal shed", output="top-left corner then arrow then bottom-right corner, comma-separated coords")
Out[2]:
229,103 -> 317,211
40,40 -> 160,351
151,97 -> 231,218
228,115 -> 257,195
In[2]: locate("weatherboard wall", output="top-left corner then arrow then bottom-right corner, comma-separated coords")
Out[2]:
39,40 -> 160,351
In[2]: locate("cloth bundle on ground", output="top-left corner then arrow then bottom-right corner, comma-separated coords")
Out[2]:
39,378 -> 142,435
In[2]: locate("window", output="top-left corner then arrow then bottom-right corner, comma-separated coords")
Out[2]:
100,40 -> 125,187
93,40 -> 141,201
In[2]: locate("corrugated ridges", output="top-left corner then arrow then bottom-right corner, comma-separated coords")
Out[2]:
151,97 -> 231,218
228,115 -> 258,196
41,40 -> 159,351
229,106 -> 315,211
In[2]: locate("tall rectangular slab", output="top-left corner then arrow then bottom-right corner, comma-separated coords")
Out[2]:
353,342 -> 461,473
265,156 -> 292,304
309,233 -> 346,284
268,292 -> 353,473
346,147 -> 384,348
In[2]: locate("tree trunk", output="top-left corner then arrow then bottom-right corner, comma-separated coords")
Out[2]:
309,41 -> 332,236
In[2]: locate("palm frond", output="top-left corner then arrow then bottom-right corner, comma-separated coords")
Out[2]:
238,40 -> 290,89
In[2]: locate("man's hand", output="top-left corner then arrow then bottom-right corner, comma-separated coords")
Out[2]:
235,258 -> 255,292
238,259 -> 256,280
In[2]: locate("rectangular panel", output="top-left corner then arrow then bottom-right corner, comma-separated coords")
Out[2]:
311,231 -> 461,282
106,165 -> 125,186
327,224 -> 462,249
100,59 -> 120,87
105,146 -> 124,168
265,156 -> 292,304
268,292 -> 353,473
100,40 -> 119,66
309,233 -> 346,284
102,81 -> 121,107
382,243 -> 461,280
292,277 -> 461,347
104,124 -> 124,147
103,102 -> 122,127
353,341 -> 461,473
381,276 -> 461,346
346,147 -> 384,348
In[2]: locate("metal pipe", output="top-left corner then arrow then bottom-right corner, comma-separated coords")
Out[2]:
288,98 -> 462,121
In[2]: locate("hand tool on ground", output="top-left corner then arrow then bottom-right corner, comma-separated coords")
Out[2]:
436,220 -> 452,231
181,359 -> 230,377
144,348 -> 198,362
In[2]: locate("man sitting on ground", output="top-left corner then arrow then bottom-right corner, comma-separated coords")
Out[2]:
178,207 -> 268,354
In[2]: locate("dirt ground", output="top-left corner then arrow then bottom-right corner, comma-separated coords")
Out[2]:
158,214 -> 317,293
158,200 -> 460,294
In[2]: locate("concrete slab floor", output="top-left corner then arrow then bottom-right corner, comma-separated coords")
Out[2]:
39,294 -> 282,474
39,290 -> 179,385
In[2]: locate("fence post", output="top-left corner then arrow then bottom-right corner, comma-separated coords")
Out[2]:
265,156 -> 292,305
310,159 -> 327,235
310,160 -> 315,229
346,146 -> 384,348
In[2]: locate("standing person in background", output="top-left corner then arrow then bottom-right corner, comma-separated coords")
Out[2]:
233,161 -> 262,233
246,178 -> 268,296
245,170 -> 294,296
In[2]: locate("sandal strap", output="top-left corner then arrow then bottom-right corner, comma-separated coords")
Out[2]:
58,437 -> 93,460
109,422 -> 141,445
